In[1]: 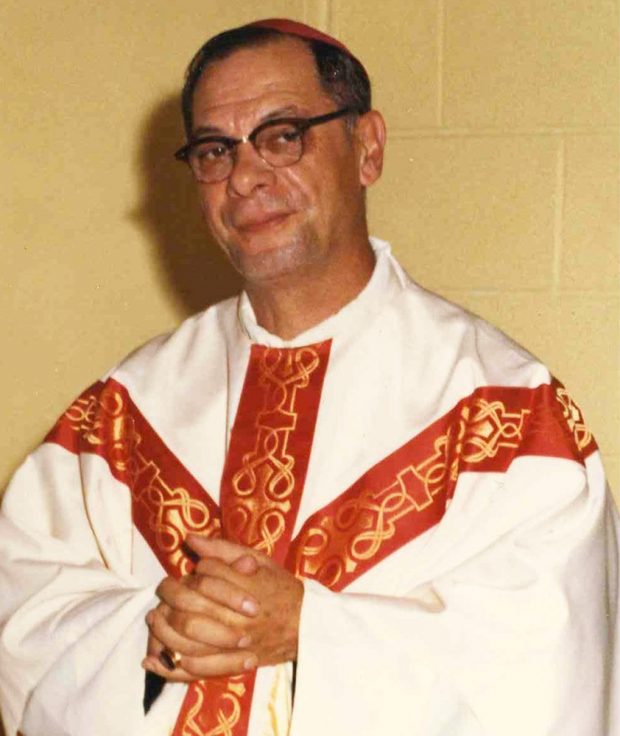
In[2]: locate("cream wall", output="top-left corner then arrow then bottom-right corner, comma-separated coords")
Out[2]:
1,0 -> 618,505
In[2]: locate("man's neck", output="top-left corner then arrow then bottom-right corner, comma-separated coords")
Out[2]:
245,240 -> 376,340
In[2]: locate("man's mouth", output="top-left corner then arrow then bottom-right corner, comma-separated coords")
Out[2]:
234,211 -> 292,233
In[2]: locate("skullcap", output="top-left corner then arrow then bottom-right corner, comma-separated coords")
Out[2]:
245,18 -> 366,74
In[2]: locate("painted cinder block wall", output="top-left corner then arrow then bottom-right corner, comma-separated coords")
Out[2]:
362,0 -> 620,493
1,0 -> 618,505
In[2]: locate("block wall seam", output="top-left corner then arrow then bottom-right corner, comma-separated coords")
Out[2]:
304,0 -> 330,31
434,288 -> 620,296
388,126 -> 620,139
436,0 -> 445,127
327,0 -> 336,34
552,136 -> 565,294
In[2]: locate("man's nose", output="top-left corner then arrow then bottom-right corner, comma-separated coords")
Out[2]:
226,140 -> 275,197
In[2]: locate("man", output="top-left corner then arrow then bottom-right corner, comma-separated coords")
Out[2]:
0,18 -> 618,736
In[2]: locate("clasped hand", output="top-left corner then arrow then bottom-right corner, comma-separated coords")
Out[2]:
142,536 -> 304,682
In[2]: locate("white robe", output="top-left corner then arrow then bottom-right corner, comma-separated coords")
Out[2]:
0,238 -> 618,736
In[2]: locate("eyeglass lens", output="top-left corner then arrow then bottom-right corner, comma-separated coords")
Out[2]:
189,121 -> 304,183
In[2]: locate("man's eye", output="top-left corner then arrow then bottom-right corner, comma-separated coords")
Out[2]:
277,126 -> 302,143
260,124 -> 302,153
194,142 -> 230,161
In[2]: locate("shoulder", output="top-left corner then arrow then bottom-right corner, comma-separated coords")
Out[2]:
385,249 -> 552,390
103,296 -> 239,393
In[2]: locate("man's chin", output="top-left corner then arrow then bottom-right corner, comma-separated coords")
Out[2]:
230,239 -> 318,285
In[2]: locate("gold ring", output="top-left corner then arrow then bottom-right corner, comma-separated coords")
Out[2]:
159,647 -> 182,671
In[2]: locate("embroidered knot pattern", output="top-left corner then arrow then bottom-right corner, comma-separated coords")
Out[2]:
226,346 -> 324,556
289,394 -> 530,590
555,386 -> 593,452
183,678 -> 247,736
53,381 -> 221,577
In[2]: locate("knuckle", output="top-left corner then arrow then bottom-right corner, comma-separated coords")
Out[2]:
150,609 -> 166,635
223,626 -> 243,648
182,618 -> 199,640
166,609 -> 180,627
155,576 -> 174,598
164,670 -> 192,683
181,658 -> 203,677
185,575 -> 201,592
220,609 -> 241,631
177,614 -> 211,644
154,602 -> 170,622
174,588 -> 194,611
200,558 -> 222,576
196,577 -> 212,596
170,612 -> 192,638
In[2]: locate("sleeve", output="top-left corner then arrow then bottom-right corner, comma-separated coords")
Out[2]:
290,452 -> 620,736
0,441 -> 175,736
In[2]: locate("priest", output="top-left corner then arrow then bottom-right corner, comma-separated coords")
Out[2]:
1,18 -> 618,736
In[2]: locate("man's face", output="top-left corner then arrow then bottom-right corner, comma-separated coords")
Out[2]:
190,38 -> 369,286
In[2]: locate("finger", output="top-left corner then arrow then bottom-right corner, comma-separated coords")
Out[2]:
167,605 -> 255,648
194,555 -> 259,584
146,630 -> 164,658
157,574 -> 258,619
157,575 -> 257,618
142,649 -> 257,682
181,649 -> 258,679
156,576 -> 212,613
142,654 -> 195,683
184,572 -> 259,617
147,606 -> 244,654
186,536 -> 263,566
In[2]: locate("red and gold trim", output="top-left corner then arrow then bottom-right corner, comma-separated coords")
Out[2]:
45,369 -> 595,735
220,342 -> 331,563
174,342 -> 331,736
45,379 -> 221,577
286,379 -> 597,591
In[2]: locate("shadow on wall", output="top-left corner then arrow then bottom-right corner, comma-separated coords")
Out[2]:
2,99 -> 243,736
131,94 -> 242,317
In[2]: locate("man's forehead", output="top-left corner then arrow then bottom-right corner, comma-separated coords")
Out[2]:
192,38 -> 327,122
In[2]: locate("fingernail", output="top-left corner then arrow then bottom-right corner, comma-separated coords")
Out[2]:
238,634 -> 252,648
241,597 -> 258,615
142,658 -> 154,671
244,656 -> 258,670
145,611 -> 154,626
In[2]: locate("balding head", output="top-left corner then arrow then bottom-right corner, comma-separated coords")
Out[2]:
180,21 -> 371,138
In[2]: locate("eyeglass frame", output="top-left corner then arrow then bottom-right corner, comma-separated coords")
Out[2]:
174,106 -> 355,183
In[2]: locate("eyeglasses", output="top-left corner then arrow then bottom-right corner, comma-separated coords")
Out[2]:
174,107 -> 353,184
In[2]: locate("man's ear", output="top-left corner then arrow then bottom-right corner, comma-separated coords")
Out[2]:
356,110 -> 386,187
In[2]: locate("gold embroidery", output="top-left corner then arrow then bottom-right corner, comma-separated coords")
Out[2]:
555,387 -> 592,451
230,347 -> 321,554
182,680 -> 246,736
461,399 -> 530,462
294,398 -> 529,588
58,383 -> 246,736
265,665 -> 292,736
63,385 -> 221,576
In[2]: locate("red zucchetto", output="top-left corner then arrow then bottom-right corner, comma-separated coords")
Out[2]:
245,17 -> 365,73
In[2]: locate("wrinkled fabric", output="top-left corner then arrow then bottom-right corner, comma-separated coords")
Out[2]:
1,238 -> 618,736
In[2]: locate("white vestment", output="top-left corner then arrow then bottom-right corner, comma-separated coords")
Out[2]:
1,238 -> 618,736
